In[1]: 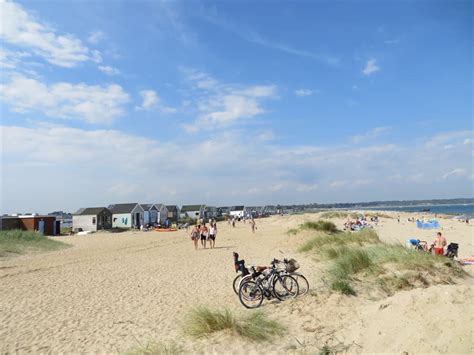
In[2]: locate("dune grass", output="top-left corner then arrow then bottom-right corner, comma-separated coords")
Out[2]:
300,220 -> 338,233
298,229 -> 380,254
0,229 -> 68,257
183,306 -> 285,341
320,211 -> 392,219
298,229 -> 465,296
326,243 -> 465,295
126,341 -> 181,355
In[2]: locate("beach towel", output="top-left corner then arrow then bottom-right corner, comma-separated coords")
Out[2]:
459,258 -> 474,265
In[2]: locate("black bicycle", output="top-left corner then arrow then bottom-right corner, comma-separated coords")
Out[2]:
238,259 -> 299,309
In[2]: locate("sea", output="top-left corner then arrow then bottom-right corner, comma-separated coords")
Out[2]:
365,204 -> 474,218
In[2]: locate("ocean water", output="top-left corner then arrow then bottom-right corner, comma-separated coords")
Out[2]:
368,204 -> 474,218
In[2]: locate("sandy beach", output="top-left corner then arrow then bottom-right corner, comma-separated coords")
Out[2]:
1,211 -> 473,353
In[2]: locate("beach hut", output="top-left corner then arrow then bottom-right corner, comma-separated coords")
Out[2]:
108,203 -> 144,228
218,206 -> 231,217
205,206 -> 218,220
73,207 -> 112,232
0,215 -> 58,235
230,206 -> 245,218
166,205 -> 180,222
153,204 -> 169,224
140,204 -> 159,225
180,205 -> 206,220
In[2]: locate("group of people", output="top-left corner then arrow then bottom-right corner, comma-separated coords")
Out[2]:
190,220 -> 217,250
343,218 -> 373,231
227,215 -> 257,232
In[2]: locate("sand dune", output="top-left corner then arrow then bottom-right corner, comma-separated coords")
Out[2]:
0,212 -> 472,353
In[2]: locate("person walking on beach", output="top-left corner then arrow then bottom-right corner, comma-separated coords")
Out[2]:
433,232 -> 447,256
200,223 -> 208,249
232,218 -> 236,228
208,222 -> 216,249
190,225 -> 199,250
250,218 -> 256,233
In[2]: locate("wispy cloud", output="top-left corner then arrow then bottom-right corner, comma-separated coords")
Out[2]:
352,126 -> 390,144
0,1 -> 101,67
181,69 -> 276,131
442,168 -> 466,180
294,89 -> 314,97
362,58 -> 380,76
1,125 -> 472,212
136,89 -> 177,113
0,74 -> 129,124
87,31 -> 106,44
98,65 -> 120,76
201,13 -> 340,66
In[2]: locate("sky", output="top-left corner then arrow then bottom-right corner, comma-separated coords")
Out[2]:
0,0 -> 473,214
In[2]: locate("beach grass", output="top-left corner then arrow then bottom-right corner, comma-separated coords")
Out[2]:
299,229 -> 465,296
300,220 -> 338,233
326,243 -> 465,295
126,341 -> 182,355
320,211 -> 357,219
320,211 -> 392,219
298,229 -> 380,254
0,229 -> 69,257
183,306 -> 285,341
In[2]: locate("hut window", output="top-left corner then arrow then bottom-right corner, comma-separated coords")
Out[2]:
92,217 -> 96,224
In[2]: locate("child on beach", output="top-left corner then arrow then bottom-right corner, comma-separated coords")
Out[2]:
250,219 -> 256,233
190,225 -> 199,250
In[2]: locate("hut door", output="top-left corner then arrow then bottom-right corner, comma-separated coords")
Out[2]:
38,220 -> 45,234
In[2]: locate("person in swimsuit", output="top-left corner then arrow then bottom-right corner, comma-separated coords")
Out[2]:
433,232 -> 446,256
200,223 -> 208,249
208,222 -> 216,249
190,225 -> 199,250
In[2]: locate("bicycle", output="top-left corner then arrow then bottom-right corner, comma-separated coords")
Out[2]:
234,257 -> 309,297
238,259 -> 299,309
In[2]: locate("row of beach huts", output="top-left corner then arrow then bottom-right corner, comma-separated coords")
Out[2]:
0,204 -> 281,235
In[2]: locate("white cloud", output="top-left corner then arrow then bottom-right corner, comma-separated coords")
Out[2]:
0,48 -> 31,69
200,94 -> 264,125
0,1 -> 101,67
1,125 -> 472,213
87,31 -> 106,44
330,181 -> 347,188
362,58 -> 380,76
98,65 -> 120,76
183,70 -> 276,130
0,74 -> 129,123
136,89 -> 177,113
294,89 -> 313,97
352,126 -> 391,144
138,90 -> 158,109
184,70 -> 218,89
425,131 -> 473,148
442,169 -> 466,180
201,14 -> 340,66
296,184 -> 318,192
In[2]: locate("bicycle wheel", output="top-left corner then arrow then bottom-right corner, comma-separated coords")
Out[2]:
272,275 -> 299,301
233,274 -> 243,295
233,274 -> 252,295
291,273 -> 309,296
239,280 -> 264,309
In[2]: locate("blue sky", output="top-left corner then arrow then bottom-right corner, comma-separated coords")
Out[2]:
0,0 -> 472,213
